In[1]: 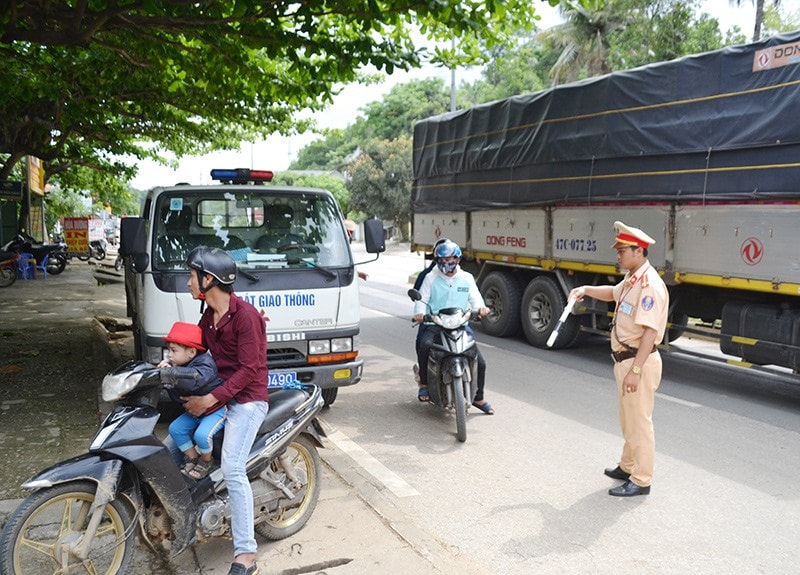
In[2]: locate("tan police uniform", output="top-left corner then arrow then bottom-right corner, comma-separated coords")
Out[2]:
610,222 -> 668,488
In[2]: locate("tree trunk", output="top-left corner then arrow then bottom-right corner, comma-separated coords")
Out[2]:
753,0 -> 765,42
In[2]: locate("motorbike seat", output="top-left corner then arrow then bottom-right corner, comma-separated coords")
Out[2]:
258,389 -> 309,435
209,388 -> 310,462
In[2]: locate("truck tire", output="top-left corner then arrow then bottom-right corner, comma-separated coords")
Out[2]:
667,311 -> 689,342
521,276 -> 580,349
479,271 -> 521,337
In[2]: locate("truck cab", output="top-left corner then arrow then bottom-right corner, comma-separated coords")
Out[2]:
120,168 -> 384,405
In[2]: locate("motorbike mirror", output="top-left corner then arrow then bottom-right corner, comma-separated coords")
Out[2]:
408,288 -> 422,301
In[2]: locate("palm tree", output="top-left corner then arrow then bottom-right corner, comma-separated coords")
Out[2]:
539,1 -> 628,86
730,0 -> 782,42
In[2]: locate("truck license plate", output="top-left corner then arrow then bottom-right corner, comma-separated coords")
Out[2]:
269,372 -> 297,386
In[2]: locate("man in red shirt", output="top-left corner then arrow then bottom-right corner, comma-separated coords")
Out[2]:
182,246 -> 268,575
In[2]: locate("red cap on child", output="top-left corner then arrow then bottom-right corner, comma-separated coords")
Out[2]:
163,322 -> 206,352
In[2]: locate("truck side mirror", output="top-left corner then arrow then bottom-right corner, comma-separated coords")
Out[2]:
363,219 -> 385,254
119,217 -> 149,272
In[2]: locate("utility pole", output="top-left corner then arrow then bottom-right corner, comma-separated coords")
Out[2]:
450,37 -> 457,112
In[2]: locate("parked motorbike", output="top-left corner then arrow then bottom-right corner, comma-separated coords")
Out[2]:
0,251 -> 19,287
409,288 -> 481,442
0,360 -> 325,575
76,238 -> 107,261
2,232 -> 69,275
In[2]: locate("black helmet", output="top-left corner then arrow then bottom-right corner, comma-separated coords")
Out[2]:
186,246 -> 237,290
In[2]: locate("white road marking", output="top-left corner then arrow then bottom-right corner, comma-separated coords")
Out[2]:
657,392 -> 702,408
322,423 -> 420,498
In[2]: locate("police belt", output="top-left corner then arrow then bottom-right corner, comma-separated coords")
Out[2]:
611,346 -> 657,363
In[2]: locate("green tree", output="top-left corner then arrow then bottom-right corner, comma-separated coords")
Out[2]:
271,171 -> 351,216
292,78 -> 451,171
760,2 -> 800,37
606,0 -> 728,70
728,0 -> 782,42
462,39 -> 556,105
1,0 -> 567,182
539,0 -> 626,84
347,136 -> 413,240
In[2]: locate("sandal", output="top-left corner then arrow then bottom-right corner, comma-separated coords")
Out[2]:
187,459 -> 213,480
180,457 -> 198,474
417,386 -> 430,402
472,400 -> 495,415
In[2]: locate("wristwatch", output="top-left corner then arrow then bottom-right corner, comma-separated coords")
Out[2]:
630,365 -> 642,375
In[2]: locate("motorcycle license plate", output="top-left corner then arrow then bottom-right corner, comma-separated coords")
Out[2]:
269,372 -> 298,386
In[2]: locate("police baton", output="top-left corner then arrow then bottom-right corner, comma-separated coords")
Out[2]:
546,297 -> 576,348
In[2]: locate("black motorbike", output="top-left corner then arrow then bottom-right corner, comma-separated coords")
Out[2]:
2,232 -> 69,275
409,289 -> 482,442
76,238 -> 107,261
0,360 -> 325,575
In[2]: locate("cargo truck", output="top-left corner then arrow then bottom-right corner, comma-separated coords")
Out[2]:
411,31 -> 800,375
120,168 -> 384,405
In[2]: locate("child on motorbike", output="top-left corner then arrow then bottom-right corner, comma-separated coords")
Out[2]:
158,321 -> 226,480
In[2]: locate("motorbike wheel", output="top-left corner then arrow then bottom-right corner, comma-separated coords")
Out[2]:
114,254 -> 123,271
46,253 -> 67,275
0,480 -> 135,575
0,265 -> 16,287
95,246 -> 107,261
254,435 -> 321,541
77,253 -> 91,261
454,375 -> 467,443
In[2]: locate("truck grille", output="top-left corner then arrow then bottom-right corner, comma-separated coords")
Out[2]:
267,347 -> 305,368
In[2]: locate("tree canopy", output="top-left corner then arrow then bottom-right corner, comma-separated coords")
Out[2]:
1,0 -> 577,182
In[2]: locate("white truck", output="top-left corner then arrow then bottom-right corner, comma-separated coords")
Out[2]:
411,31 -> 800,375
120,168 -> 384,405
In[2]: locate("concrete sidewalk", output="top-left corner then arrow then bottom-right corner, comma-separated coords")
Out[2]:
0,243 -> 478,575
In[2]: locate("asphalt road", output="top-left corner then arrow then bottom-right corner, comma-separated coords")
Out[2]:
326,243 -> 800,575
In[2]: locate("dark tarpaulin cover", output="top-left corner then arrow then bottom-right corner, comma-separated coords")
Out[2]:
412,30 -> 800,212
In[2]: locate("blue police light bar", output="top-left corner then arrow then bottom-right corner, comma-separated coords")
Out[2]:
210,168 -> 274,184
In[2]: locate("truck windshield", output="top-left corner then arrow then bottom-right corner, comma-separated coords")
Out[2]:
153,191 -> 351,271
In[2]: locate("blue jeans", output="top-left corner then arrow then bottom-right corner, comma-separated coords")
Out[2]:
168,407 -> 227,455
222,399 -> 269,557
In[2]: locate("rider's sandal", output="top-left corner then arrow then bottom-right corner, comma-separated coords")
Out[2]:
187,459 -> 213,480
472,400 -> 495,415
417,386 -> 430,402
180,457 -> 198,475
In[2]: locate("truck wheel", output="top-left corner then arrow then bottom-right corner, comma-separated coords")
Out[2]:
321,387 -> 338,406
521,276 -> 580,349
479,271 -> 521,337
667,311 -> 689,342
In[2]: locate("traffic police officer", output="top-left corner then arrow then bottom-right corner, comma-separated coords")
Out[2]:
569,221 -> 668,496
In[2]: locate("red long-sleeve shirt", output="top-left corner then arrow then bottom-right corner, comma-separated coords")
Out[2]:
200,293 -> 269,404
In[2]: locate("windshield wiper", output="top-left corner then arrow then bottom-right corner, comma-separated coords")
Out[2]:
239,268 -> 259,282
286,257 -> 337,280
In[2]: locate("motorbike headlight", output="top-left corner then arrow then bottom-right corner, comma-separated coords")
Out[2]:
438,312 -> 466,330
102,371 -> 143,402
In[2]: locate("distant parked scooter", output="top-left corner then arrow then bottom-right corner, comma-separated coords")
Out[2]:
76,238 -> 108,261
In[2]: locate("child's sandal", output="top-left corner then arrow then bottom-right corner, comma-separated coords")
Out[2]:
180,457 -> 198,475
187,459 -> 213,480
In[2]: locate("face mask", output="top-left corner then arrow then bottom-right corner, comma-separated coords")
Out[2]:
437,261 -> 457,274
